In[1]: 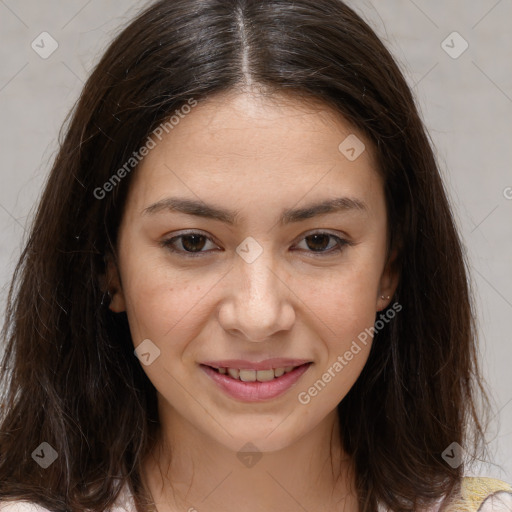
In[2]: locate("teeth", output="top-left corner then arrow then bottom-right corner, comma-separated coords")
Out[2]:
227,368 -> 239,379
239,369 -> 256,382
216,366 -> 300,381
254,369 -> 275,382
274,367 -> 285,377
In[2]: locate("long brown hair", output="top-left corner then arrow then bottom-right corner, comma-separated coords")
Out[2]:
0,0 -> 490,511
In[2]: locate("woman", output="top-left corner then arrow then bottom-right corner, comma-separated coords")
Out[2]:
0,0 -> 510,511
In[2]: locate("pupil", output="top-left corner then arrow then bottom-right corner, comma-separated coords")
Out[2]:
180,234 -> 330,253
306,234 -> 329,251
182,234 -> 206,252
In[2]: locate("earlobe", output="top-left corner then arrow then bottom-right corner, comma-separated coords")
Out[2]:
377,247 -> 400,311
100,253 -> 127,313
108,289 -> 126,313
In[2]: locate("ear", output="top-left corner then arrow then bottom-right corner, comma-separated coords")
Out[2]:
377,246 -> 400,311
99,252 -> 127,313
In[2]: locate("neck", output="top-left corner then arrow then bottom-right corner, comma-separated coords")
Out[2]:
142,403 -> 358,512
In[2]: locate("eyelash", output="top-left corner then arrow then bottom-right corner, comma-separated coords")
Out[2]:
160,230 -> 352,258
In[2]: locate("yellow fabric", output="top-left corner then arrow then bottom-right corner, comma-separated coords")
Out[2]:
445,477 -> 512,511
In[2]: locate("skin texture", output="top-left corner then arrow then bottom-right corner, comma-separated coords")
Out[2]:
107,90 -> 399,512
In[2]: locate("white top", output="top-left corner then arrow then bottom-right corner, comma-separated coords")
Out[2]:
1,479 -> 511,511
0,483 -> 136,512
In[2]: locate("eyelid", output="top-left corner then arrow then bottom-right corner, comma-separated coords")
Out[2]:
291,230 -> 352,256
160,229 -> 220,258
160,229 -> 353,258
294,228 -> 350,244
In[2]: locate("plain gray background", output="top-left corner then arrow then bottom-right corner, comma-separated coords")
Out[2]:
1,0 -> 511,483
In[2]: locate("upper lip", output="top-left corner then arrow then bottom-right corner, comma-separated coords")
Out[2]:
200,358 -> 312,371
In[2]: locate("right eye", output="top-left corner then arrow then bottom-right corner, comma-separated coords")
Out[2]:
160,231 -> 220,258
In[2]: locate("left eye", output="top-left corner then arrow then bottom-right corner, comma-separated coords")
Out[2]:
161,231 -> 349,257
294,233 -> 348,254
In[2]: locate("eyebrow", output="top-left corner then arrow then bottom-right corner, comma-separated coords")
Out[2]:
142,196 -> 367,225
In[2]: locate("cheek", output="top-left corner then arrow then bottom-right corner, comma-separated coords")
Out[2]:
296,271 -> 377,407
121,261 -> 216,390
120,251 -> 209,344
297,254 -> 382,403
301,261 -> 381,339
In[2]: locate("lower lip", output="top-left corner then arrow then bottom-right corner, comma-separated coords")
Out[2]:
200,363 -> 312,402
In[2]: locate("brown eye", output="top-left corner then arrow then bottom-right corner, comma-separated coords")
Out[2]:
161,231 -> 350,259
295,232 -> 349,255
180,234 -> 208,252
161,232 -> 218,257
304,234 -> 331,252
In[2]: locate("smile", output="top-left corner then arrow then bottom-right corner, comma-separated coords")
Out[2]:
213,365 -> 298,381
199,362 -> 312,402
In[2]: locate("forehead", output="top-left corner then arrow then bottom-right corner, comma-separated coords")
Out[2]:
125,90 -> 384,218
150,91 -> 376,163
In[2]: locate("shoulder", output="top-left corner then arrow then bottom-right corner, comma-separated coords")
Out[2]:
0,500 -> 133,512
0,502 -> 51,512
376,477 -> 512,512
445,477 -> 512,512
0,482 -> 135,512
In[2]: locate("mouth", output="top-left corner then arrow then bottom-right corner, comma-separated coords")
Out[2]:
199,362 -> 313,402
202,364 -> 309,382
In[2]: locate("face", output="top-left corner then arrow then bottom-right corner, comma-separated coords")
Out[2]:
107,90 -> 398,454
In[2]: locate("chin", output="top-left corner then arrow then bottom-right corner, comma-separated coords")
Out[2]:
209,419 -> 306,454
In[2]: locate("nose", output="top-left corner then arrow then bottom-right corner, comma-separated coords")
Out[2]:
217,249 -> 295,342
